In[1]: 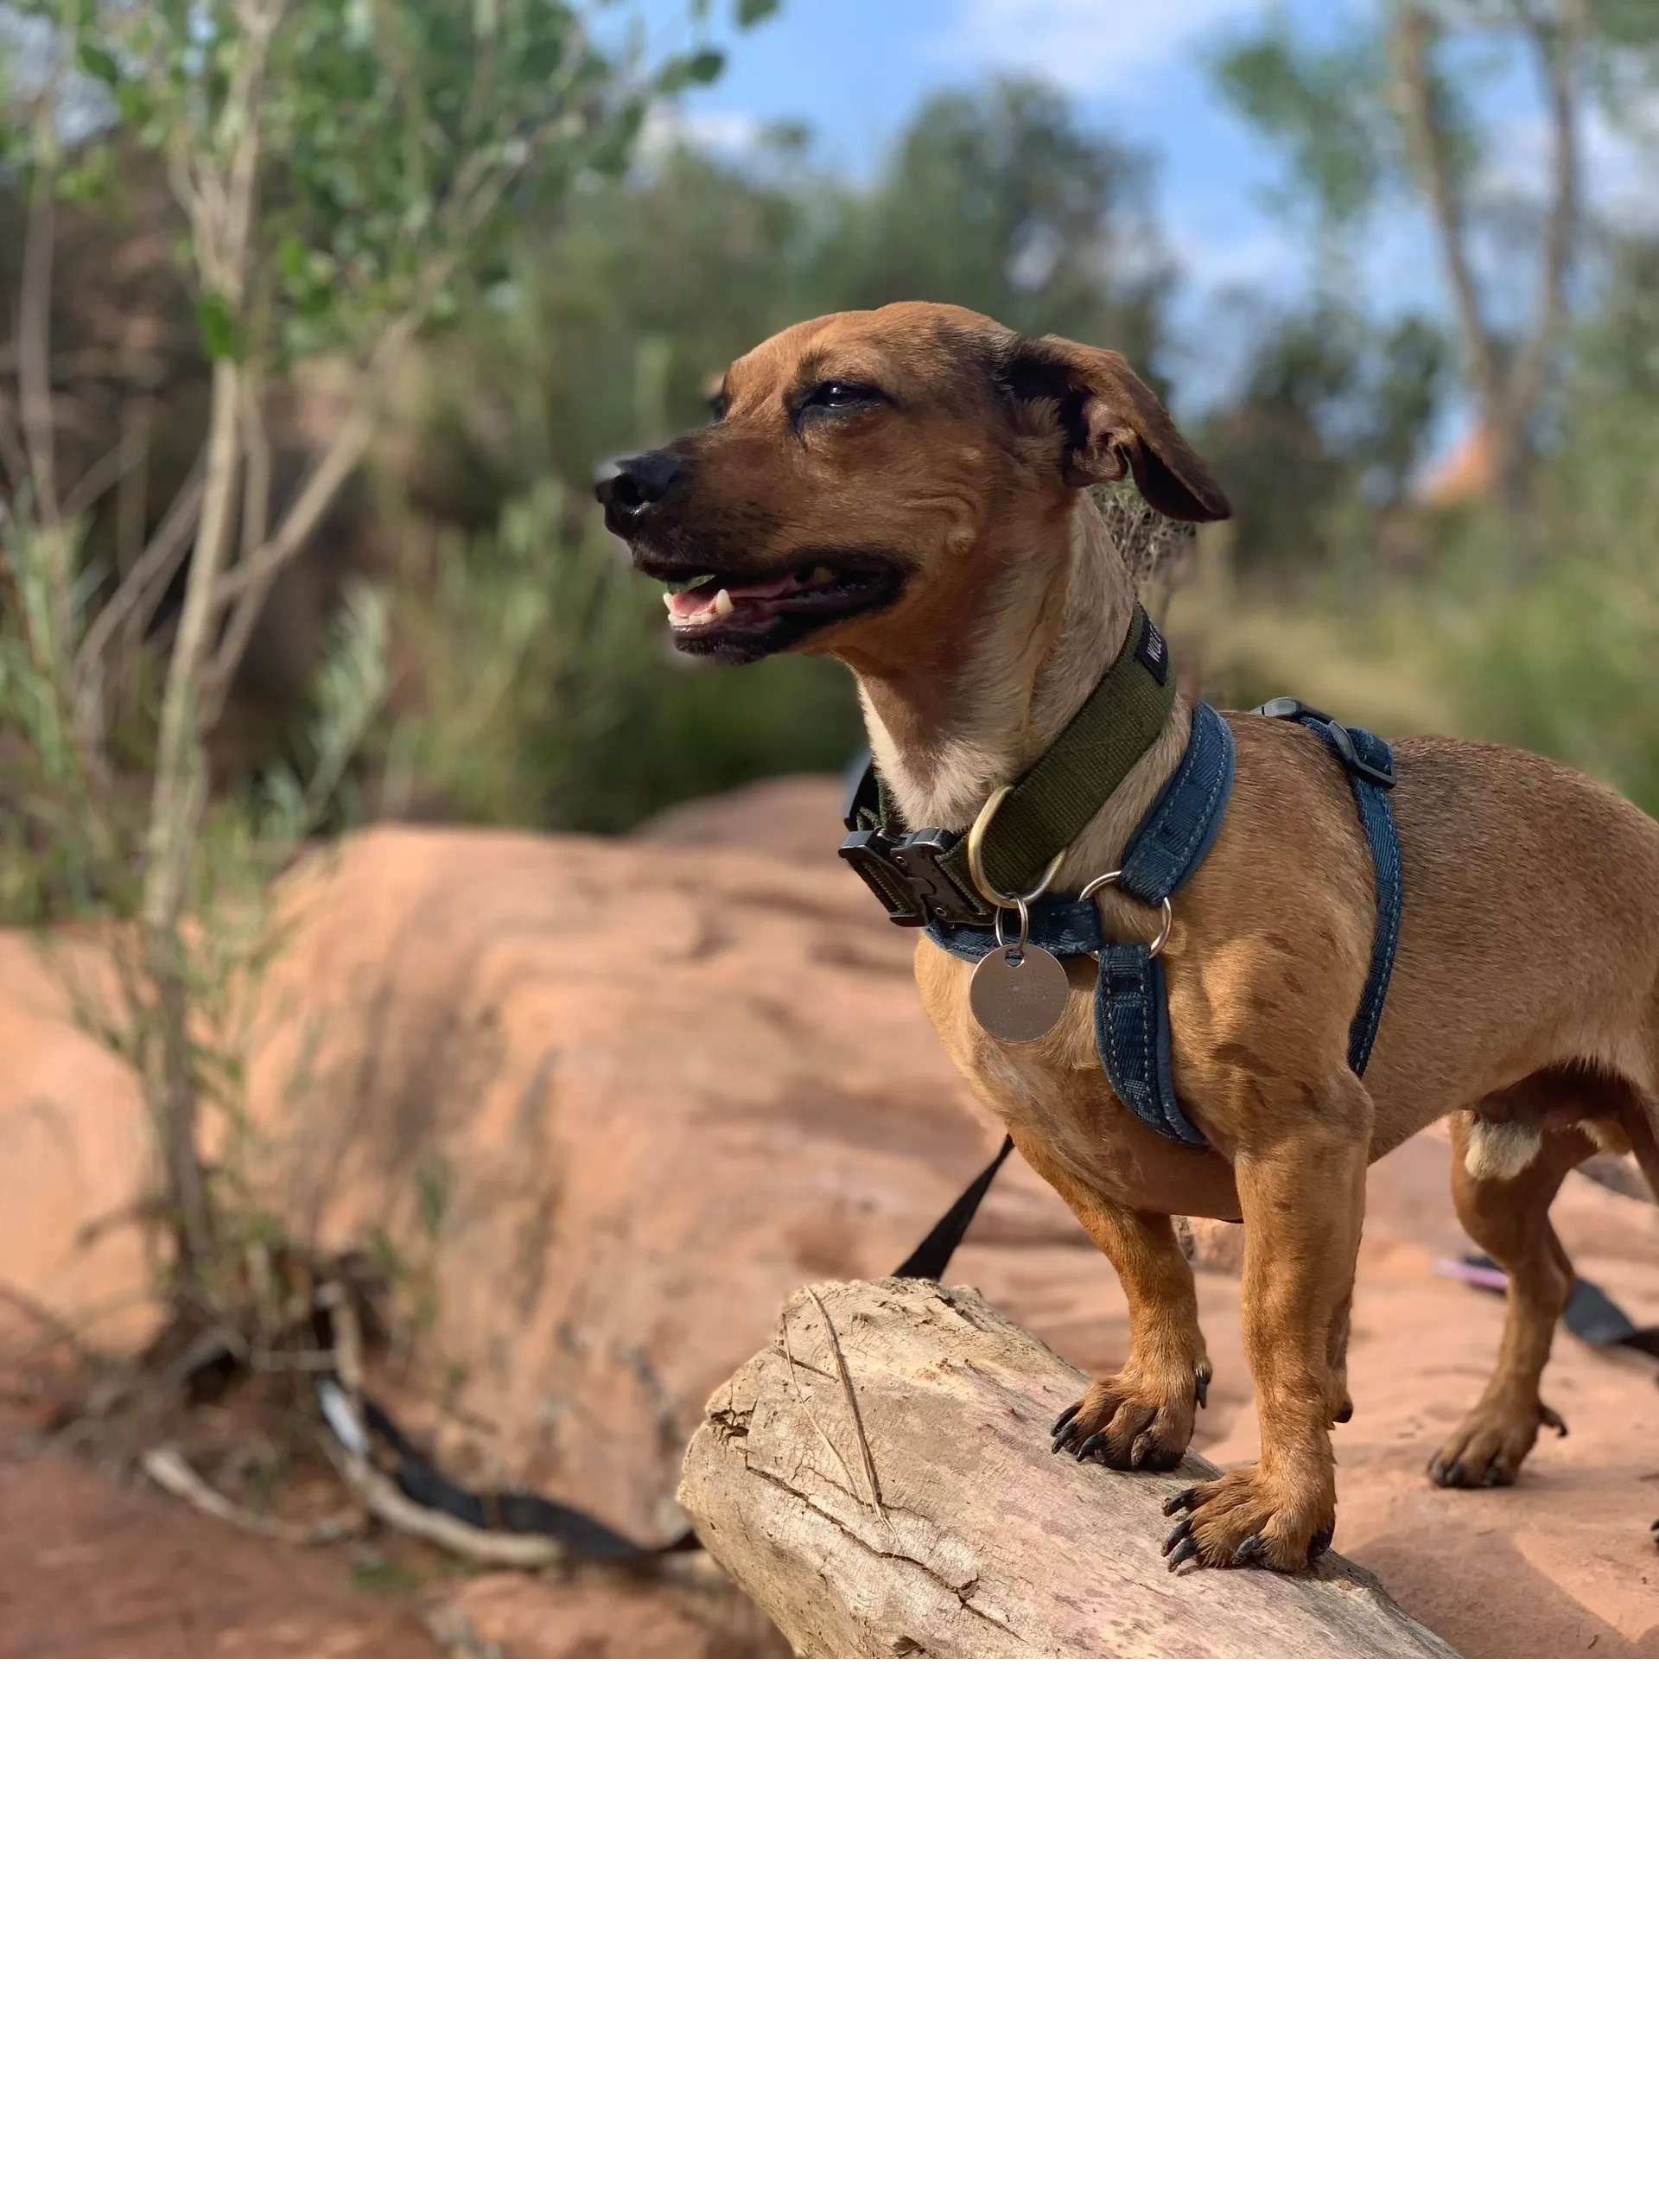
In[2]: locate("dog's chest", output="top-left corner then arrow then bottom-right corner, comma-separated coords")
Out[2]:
913,938 -> 1242,1221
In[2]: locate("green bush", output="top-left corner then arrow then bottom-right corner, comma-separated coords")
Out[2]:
381,480 -> 863,832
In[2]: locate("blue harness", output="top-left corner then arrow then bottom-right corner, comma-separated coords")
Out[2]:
926,697 -> 1403,1148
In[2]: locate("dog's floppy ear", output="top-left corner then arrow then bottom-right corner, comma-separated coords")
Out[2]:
1002,334 -> 1231,522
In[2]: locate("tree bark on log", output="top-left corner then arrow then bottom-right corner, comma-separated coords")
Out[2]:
678,1279 -> 1455,1659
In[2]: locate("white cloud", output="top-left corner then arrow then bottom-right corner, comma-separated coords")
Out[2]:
951,0 -> 1261,90
635,105 -> 767,165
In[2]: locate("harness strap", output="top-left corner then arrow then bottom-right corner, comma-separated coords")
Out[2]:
1092,697 -> 1236,1145
925,698 -> 1402,1150
1257,698 -> 1402,1077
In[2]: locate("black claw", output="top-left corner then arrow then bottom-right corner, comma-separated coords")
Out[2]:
1051,1420 -> 1079,1457
1308,1526 -> 1333,1560
1165,1535 -> 1199,1570
1160,1516 -> 1193,1557
1194,1365 -> 1211,1411
1540,1402 -> 1567,1439
1051,1400 -> 1083,1439
1429,1458 -> 1463,1489
1163,1486 -> 1198,1517
1235,1533 -> 1268,1566
1077,1433 -> 1109,1464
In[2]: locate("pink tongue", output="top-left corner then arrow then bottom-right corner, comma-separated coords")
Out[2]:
666,571 -> 810,620
728,571 -> 808,603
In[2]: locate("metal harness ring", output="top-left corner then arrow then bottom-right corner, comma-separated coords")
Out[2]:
994,899 -> 1032,959
1080,870 -> 1174,958
965,785 -> 1065,911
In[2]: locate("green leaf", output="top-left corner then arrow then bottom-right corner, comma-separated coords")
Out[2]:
735,0 -> 781,25
194,291 -> 242,362
74,41 -> 120,86
656,48 -> 724,93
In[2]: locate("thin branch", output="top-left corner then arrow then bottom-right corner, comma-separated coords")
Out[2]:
194,369 -> 274,727
1506,0 -> 1586,440
0,383 -> 33,493
16,110 -> 61,535
73,462 -> 204,690
1390,7 -> 1505,437
236,368 -> 271,568
141,1443 -> 362,1546
61,411 -> 155,524
114,394 -> 153,581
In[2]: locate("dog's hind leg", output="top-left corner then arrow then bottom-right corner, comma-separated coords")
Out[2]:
1427,1109 -> 1592,1490
1014,1136 -> 1211,1473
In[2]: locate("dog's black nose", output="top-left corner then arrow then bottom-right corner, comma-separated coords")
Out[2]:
594,448 -> 682,532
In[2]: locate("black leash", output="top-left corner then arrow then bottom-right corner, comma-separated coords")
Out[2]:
315,1373 -> 701,1562
893,1135 -> 1014,1280
363,1393 -> 699,1557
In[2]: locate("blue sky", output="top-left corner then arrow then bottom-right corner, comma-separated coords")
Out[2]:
626,0 -> 1401,399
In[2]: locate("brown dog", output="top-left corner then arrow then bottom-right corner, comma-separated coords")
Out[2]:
597,301 -> 1659,1572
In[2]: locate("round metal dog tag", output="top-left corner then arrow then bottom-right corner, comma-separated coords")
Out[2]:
969,944 -> 1070,1042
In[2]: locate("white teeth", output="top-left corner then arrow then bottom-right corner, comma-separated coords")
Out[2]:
712,588 -> 734,617
662,592 -> 675,608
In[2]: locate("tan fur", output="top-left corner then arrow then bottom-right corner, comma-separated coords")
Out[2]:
602,301 -> 1659,1570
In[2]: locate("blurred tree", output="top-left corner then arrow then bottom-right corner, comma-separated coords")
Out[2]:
419,75 -> 1169,504
817,78 -> 1166,365
1200,302 -> 1451,576
0,0 -> 755,1300
1211,2 -> 1659,511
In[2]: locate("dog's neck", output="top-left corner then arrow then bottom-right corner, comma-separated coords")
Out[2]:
842,496 -> 1141,817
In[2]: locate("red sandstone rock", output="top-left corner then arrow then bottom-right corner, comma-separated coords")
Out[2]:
0,772 -> 1655,1656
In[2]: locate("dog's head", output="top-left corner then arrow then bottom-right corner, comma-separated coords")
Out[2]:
594,302 -> 1230,667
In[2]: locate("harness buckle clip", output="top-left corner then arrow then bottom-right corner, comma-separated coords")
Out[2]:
1322,716 -> 1397,790
1258,696 -> 1396,790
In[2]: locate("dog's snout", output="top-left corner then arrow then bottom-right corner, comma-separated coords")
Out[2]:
594,448 -> 683,533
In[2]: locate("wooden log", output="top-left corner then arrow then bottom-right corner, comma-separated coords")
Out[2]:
678,1278 -> 1455,1659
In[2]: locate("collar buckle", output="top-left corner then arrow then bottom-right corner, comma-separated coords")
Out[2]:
839,826 -> 991,928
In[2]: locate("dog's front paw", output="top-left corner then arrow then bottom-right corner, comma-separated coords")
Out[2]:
1051,1358 -> 1211,1473
1160,1465 -> 1334,1573
1427,1394 -> 1566,1490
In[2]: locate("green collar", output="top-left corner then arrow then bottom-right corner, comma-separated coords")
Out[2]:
858,602 -> 1176,912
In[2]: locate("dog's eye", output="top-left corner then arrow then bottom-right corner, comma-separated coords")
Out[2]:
796,380 -> 885,423
707,390 -> 730,423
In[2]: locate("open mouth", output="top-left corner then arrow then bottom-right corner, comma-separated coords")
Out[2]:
640,556 -> 903,659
